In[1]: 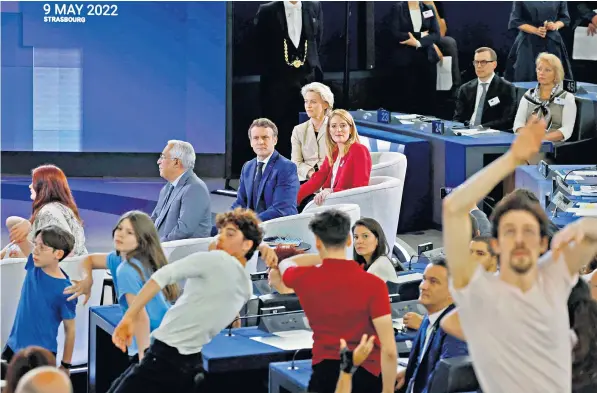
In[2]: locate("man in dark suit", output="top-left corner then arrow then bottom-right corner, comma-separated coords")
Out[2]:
152,140 -> 212,241
254,1 -> 324,158
232,118 -> 299,221
453,47 -> 517,131
396,257 -> 468,393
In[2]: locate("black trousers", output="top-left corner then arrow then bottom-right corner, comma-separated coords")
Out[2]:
107,340 -> 203,393
308,359 -> 382,393
391,53 -> 438,116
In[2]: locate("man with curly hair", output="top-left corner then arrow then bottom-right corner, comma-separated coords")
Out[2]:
108,208 -> 278,393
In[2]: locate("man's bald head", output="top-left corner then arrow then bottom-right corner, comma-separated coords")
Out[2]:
15,366 -> 72,393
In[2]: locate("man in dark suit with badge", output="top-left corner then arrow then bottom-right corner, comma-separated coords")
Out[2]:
254,1 -> 324,158
396,257 -> 468,393
453,47 -> 517,131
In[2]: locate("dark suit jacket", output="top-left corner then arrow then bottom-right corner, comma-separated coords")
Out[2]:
401,304 -> 469,393
232,150 -> 299,222
254,1 -> 323,82
151,170 -> 212,241
453,75 -> 517,131
390,2 -> 440,67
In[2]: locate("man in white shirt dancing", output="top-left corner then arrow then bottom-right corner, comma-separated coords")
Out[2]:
108,208 -> 277,393
442,116 -> 597,393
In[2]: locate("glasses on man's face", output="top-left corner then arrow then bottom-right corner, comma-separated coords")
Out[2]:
159,154 -> 177,161
472,60 -> 495,67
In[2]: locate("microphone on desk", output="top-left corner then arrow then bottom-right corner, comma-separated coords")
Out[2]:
289,348 -> 308,371
226,310 -> 307,337
563,166 -> 597,185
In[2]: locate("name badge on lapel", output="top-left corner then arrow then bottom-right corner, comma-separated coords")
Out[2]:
554,97 -> 565,105
422,10 -> 433,18
488,97 -> 500,107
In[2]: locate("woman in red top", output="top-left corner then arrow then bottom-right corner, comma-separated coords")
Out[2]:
297,109 -> 372,210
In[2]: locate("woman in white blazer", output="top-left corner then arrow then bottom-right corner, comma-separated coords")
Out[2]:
291,82 -> 334,182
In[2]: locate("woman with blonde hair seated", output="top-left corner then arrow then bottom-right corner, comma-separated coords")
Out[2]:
513,52 -> 577,144
291,82 -> 334,183
296,109 -> 372,211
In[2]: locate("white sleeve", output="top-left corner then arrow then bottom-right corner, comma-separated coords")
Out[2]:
450,264 -> 496,312
538,251 -> 576,295
513,96 -> 529,133
151,251 -> 222,288
557,95 -> 577,141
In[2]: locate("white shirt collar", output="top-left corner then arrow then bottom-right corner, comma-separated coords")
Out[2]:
257,152 -> 274,168
427,306 -> 449,328
170,171 -> 186,188
284,1 -> 302,11
478,73 -> 495,87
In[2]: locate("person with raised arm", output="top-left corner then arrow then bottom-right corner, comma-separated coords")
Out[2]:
441,115 -> 597,393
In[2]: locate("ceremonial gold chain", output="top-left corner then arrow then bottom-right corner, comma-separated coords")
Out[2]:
284,39 -> 308,68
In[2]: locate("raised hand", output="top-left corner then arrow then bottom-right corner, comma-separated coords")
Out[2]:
510,116 -> 546,163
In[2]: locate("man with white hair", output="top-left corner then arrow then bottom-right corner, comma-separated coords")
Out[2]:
15,366 -> 72,393
151,140 -> 211,241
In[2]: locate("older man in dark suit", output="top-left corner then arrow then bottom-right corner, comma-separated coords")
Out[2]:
453,47 -> 517,131
254,1 -> 324,158
152,140 -> 211,241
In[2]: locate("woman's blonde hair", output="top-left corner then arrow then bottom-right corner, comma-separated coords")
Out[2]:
325,109 -> 360,164
301,82 -> 334,115
536,52 -> 565,85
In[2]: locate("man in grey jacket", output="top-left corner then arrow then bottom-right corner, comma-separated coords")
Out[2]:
151,140 -> 211,241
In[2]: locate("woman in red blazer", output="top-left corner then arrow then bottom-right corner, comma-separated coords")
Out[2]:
297,109 -> 372,209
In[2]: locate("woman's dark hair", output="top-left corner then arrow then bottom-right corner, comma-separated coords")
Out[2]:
113,211 -> 179,303
352,218 -> 390,268
568,279 -> 597,389
5,346 -> 56,393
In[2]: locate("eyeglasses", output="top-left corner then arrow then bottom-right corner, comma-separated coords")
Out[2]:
159,154 -> 178,161
472,60 -> 495,67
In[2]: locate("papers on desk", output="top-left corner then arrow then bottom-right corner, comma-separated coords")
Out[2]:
250,330 -> 313,351
570,204 -> 597,217
392,318 -> 405,331
457,128 -> 501,136
573,27 -> 597,61
396,114 -> 419,120
580,185 -> 597,194
397,357 -> 409,373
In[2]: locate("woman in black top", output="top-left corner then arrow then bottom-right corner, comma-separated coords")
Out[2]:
506,1 -> 573,82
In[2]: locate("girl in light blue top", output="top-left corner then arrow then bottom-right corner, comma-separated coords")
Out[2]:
67,211 -> 179,361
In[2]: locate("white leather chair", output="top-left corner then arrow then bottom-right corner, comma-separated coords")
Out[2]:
261,204 -> 361,258
1,256 -> 104,367
303,177 -> 404,250
161,237 -> 214,263
370,152 -> 407,182
161,236 -> 260,274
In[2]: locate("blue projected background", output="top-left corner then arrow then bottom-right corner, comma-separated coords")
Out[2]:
1,1 -> 227,153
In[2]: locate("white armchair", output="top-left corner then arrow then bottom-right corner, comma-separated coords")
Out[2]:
370,152 -> 407,182
161,237 -> 260,273
304,176 -> 404,247
261,204 -> 361,258
1,255 -> 104,367
161,237 -> 214,263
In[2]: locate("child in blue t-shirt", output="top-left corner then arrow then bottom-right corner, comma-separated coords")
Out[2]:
1,225 -> 77,374
65,211 -> 179,361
